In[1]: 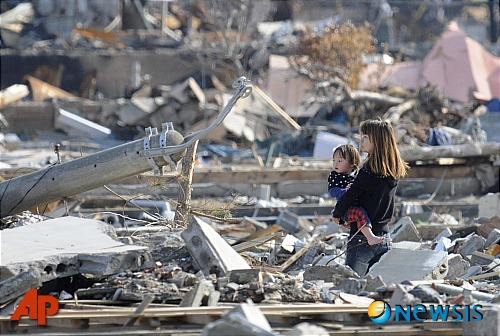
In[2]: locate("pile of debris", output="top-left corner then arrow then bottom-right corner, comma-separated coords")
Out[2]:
1,204 -> 500,334
1,1 -> 500,334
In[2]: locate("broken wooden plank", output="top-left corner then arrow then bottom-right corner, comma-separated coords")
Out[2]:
74,27 -> 125,48
280,236 -> 320,272
251,85 -> 300,130
232,231 -> 284,253
0,84 -> 29,109
192,166 -> 332,184
123,294 -> 155,327
30,64 -> 64,87
174,140 -> 199,228
239,223 -> 283,242
400,142 -> 500,161
464,271 -> 500,281
24,75 -> 76,102
0,303 -> 465,335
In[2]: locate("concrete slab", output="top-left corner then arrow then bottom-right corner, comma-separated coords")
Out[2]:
477,215 -> 500,239
368,248 -> 448,285
459,265 -> 482,279
0,217 -> 149,304
478,193 -> 500,218
470,251 -> 495,266
389,216 -> 422,243
363,274 -> 386,292
179,280 -> 219,307
229,269 -> 262,284
280,234 -> 299,252
181,216 -> 251,276
444,253 -> 470,279
276,210 -> 300,234
485,228 -> 500,249
389,284 -> 420,306
393,241 -> 423,250
457,234 -> 485,257
335,278 -> 366,295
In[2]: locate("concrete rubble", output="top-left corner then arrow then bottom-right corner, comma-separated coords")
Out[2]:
1,0 -> 500,334
1,209 -> 499,334
181,215 -> 252,276
0,217 -> 150,306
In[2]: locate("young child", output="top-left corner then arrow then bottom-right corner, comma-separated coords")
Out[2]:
328,144 -> 385,246
332,119 -> 409,276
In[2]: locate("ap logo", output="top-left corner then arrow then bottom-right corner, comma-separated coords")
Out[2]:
10,289 -> 59,325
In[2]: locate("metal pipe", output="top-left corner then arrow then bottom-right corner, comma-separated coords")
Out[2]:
433,283 -> 495,302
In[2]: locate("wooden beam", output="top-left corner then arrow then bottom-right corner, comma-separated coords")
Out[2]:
174,140 -> 199,228
232,231 -> 284,253
123,294 -> 154,327
191,166 -> 332,184
252,85 -> 301,130
280,236 -> 319,272
400,142 -> 500,161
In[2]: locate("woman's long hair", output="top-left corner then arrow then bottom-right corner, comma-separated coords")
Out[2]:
360,119 -> 409,179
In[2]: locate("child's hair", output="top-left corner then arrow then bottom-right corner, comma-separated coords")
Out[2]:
332,144 -> 360,171
359,119 -> 409,179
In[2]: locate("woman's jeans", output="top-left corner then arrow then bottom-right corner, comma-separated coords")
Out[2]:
345,233 -> 392,277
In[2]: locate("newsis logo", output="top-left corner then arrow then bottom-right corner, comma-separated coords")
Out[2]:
368,300 -> 483,324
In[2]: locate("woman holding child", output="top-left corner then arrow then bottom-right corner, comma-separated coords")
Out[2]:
332,119 -> 409,277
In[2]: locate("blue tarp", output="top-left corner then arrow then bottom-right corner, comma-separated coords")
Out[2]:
426,127 -> 453,146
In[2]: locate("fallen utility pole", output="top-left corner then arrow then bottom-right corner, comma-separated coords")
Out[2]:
0,77 -> 252,218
